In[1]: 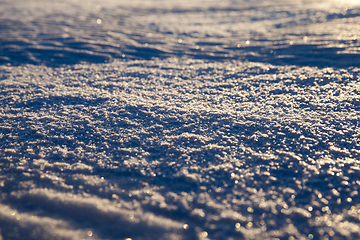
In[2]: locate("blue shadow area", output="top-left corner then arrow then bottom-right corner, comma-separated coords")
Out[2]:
1,8 -> 360,69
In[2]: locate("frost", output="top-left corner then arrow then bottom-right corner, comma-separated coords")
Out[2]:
1,0 -> 360,239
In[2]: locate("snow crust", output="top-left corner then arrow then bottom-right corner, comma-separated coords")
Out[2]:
1,0 -> 360,239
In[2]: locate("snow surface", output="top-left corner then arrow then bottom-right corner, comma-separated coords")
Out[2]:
1,0 -> 360,239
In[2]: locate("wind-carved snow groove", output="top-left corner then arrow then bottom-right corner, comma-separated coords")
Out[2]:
1,0 -> 360,68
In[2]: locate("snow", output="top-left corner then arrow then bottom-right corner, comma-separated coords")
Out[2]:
1,0 -> 360,239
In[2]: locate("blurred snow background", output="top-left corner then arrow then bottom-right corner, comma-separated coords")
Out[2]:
1,0 -> 360,239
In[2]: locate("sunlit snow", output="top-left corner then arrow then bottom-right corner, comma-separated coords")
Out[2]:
1,0 -> 360,239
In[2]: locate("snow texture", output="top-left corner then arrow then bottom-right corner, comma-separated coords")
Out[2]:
1,0 -> 360,239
